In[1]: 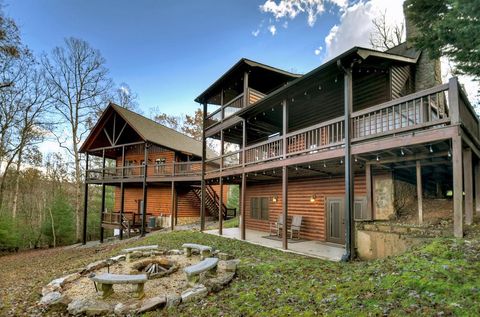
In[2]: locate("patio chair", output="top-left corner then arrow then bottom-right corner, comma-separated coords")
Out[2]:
287,215 -> 303,239
269,214 -> 284,236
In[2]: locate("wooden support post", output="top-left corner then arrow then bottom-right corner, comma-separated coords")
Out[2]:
240,172 -> 246,240
100,184 -> 106,243
452,135 -> 463,238
282,166 -> 288,250
200,103 -> 207,231
141,142 -> 148,237
448,78 -> 460,124
82,153 -> 89,245
464,148 -> 473,225
416,161 -> 423,225
219,177 -> 223,235
170,181 -> 175,231
342,65 -> 355,259
366,163 -> 373,219
119,182 -> 125,240
475,161 -> 480,217
243,71 -> 249,108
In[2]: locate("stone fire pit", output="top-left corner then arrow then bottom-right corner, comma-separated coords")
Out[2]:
38,246 -> 239,316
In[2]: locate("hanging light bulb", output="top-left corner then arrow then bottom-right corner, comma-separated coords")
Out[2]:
323,161 -> 327,168
429,145 -> 434,153
448,150 -> 452,158
400,148 -> 405,156
376,155 -> 380,161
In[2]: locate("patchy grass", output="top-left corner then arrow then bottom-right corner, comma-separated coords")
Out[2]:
1,229 -> 480,316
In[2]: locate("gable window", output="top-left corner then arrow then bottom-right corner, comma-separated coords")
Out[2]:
251,197 -> 269,220
354,196 -> 370,220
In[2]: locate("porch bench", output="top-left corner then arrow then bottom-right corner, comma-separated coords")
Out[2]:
90,273 -> 147,299
182,243 -> 212,260
183,257 -> 219,284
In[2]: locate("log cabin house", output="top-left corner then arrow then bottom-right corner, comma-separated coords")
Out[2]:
80,104 -> 230,243
196,29 -> 479,259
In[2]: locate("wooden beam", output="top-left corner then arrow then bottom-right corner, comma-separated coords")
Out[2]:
82,153 -> 89,245
170,181 -> 175,231
368,151 -> 449,165
114,122 -> 128,145
100,184 -> 106,243
141,142 -> 148,237
219,177 -> 223,235
475,161 -> 480,216
448,78 -> 460,124
240,173 -> 246,240
282,166 -> 288,250
452,135 -> 463,238
464,147 -> 473,225
119,181 -> 125,240
201,102 -> 207,231
103,128 -> 114,146
366,163 -> 373,219
416,160 -> 423,225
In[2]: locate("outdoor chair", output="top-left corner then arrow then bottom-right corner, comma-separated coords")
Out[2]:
287,215 -> 303,239
269,214 -> 284,236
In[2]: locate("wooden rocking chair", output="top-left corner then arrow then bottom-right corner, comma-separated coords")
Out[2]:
269,214 -> 284,236
287,215 -> 303,239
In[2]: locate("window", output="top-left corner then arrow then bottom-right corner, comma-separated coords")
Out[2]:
251,197 -> 269,220
354,197 -> 370,220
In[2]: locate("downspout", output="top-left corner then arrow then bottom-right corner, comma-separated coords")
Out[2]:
337,59 -> 360,261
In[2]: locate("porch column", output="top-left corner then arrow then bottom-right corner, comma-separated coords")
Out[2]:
219,177 -> 223,235
342,64 -> 355,259
100,149 -> 106,243
452,135 -> 463,237
119,182 -> 125,240
475,161 -> 480,217
416,160 -> 423,224
240,173 -> 246,240
100,184 -> 106,243
141,142 -> 148,237
200,102 -> 207,231
171,181 -> 175,231
82,153 -> 89,245
464,148 -> 473,225
366,163 -> 373,219
282,166 -> 288,250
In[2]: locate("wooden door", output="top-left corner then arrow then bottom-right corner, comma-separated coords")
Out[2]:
326,197 -> 345,244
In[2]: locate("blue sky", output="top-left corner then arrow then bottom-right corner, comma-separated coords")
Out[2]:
5,0 -> 351,116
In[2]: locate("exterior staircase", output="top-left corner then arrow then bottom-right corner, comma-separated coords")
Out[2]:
191,185 -> 233,220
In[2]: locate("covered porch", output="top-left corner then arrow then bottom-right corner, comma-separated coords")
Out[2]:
204,227 -> 345,261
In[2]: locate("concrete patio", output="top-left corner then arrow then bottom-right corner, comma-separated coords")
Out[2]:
204,227 -> 345,261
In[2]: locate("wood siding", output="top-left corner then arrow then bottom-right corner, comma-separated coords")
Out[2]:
113,184 -> 228,219
245,175 -> 366,241
353,70 -> 390,111
391,65 -> 413,99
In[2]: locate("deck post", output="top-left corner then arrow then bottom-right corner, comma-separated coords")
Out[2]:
452,135 -> 463,237
463,147 -> 473,225
416,160 -> 423,224
100,149 -> 106,243
243,71 -> 249,108
342,64 -> 355,259
366,163 -> 373,219
282,166 -> 288,250
448,78 -> 460,124
170,181 -> 175,230
200,102 -> 207,231
219,177 -> 223,235
240,173 -> 246,240
119,181 -> 125,240
82,153 -> 89,245
141,142 -> 148,237
475,161 -> 480,217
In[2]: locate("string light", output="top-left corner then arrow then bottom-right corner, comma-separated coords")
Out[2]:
429,145 -> 434,153
400,148 -> 405,156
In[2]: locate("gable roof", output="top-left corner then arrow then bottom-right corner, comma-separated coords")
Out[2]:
195,58 -> 301,104
81,103 -> 217,159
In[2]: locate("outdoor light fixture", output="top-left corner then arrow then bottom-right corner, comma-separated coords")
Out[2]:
340,159 -> 344,165
310,194 -> 317,202
318,85 -> 322,90
308,165 -> 311,169
291,98 -> 295,102
401,148 -> 405,156
429,145 -> 434,153
304,91 -> 308,96
323,161 -> 327,168
295,166 -> 298,171
376,155 -> 380,161
272,195 -> 278,203
354,156 -> 358,162
448,150 -> 452,158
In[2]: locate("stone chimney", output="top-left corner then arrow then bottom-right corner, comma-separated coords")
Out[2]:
403,2 -> 442,91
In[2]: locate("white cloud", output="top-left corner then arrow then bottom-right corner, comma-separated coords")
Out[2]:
259,0 -> 347,28
314,46 -> 323,55
252,29 -> 260,37
268,25 -> 277,35
324,0 -> 405,60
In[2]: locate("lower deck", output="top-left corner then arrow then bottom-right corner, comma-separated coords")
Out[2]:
204,227 -> 345,261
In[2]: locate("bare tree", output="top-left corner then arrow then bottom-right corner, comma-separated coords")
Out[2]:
369,10 -> 405,51
112,82 -> 139,111
42,37 -> 112,241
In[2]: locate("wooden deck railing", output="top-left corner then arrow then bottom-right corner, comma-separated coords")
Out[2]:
86,161 -> 203,181
204,78 -> 477,172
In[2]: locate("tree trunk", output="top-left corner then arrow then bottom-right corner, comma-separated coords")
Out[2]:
48,206 -> 56,248
73,142 -> 82,242
11,146 -> 23,218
